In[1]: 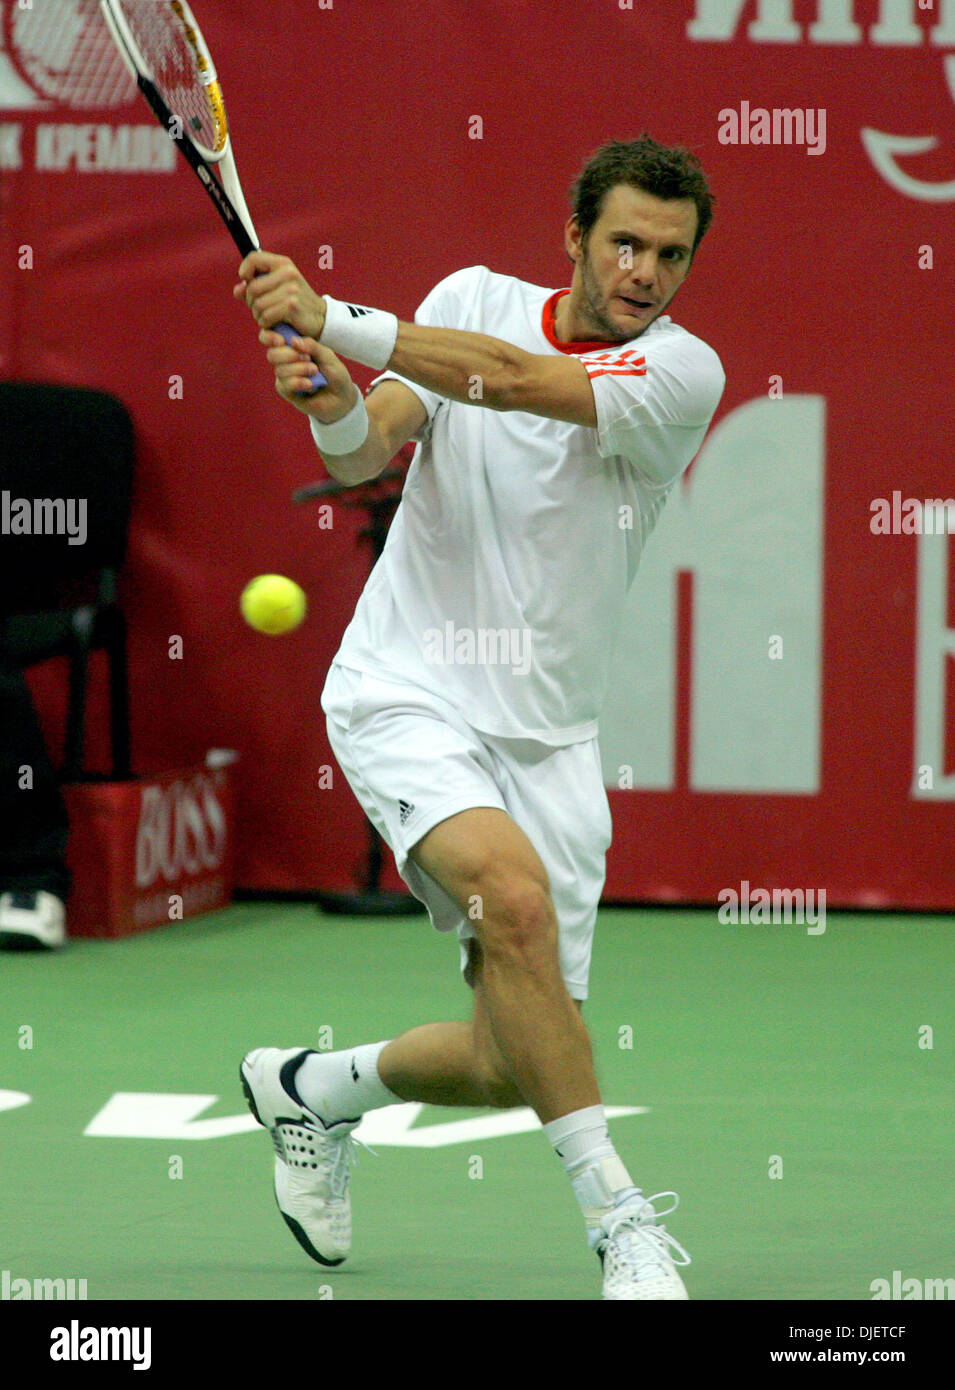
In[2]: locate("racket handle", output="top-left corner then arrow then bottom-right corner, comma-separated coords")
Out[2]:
275,321 -> 328,391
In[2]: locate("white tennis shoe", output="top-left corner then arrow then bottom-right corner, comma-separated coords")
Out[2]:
596,1190 -> 691,1300
0,891 -> 66,950
240,1045 -> 361,1267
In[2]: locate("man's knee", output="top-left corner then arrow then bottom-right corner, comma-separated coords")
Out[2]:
472,873 -> 558,970
412,808 -> 560,971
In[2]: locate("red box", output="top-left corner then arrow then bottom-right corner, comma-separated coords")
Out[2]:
62,752 -> 238,938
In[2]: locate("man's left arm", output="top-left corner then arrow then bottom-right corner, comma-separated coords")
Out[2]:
388,322 -> 598,428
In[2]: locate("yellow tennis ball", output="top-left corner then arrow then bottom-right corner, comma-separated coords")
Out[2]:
240,574 -> 307,635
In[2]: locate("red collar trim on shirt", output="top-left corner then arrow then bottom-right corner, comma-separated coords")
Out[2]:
541,289 -> 621,354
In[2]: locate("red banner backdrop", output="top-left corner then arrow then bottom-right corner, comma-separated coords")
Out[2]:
2,1 -> 953,906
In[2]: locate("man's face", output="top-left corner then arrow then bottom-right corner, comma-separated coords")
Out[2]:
565,184 -> 698,341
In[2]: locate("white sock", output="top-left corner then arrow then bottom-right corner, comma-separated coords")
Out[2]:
294,1041 -> 403,1125
544,1106 -> 640,1247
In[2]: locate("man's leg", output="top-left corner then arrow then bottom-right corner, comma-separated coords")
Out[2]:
0,647 -> 70,950
0,650 -> 71,898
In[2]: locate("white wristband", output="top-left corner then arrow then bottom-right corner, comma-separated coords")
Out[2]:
321,295 -> 399,370
309,390 -> 370,456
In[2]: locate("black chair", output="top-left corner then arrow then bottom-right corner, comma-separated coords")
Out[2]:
0,382 -> 134,780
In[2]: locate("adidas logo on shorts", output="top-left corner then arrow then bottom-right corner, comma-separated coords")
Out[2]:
399,799 -> 415,826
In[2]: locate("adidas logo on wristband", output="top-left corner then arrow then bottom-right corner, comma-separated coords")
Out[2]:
322,295 -> 399,370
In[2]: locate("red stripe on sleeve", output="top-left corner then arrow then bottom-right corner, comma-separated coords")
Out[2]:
584,364 -> 648,380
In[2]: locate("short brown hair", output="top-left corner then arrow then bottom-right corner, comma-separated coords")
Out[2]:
570,135 -> 714,257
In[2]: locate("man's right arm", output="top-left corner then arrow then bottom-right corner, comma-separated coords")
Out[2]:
317,379 -> 428,486
260,328 -> 428,486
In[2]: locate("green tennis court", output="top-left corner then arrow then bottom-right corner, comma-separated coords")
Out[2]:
3,904 -> 952,1302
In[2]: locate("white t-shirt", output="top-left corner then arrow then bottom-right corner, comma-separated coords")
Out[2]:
327,264 -> 724,746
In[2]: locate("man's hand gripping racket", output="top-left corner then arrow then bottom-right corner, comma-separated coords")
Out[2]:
233,253 -> 356,417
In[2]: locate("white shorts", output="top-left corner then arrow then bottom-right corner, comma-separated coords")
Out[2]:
320,662 -> 612,1000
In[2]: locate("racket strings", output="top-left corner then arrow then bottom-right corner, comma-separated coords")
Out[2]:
115,0 -> 226,154
9,0 -> 135,107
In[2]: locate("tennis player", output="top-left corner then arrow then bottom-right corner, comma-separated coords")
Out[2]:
235,137 -> 724,1300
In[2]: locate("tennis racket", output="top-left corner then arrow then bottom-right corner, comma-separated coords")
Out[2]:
99,0 -> 326,390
